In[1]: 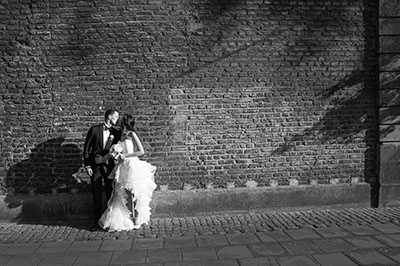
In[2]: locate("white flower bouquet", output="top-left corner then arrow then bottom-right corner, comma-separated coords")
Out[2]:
110,143 -> 123,159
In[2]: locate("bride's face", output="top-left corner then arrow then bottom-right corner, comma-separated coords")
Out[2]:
122,124 -> 129,134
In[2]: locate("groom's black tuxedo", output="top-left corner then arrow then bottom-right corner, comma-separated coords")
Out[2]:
83,123 -> 121,220
83,123 -> 121,179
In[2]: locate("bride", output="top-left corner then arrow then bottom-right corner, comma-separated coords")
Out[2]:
98,114 -> 157,231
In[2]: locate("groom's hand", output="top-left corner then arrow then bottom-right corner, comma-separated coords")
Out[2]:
85,166 -> 93,176
95,154 -> 111,164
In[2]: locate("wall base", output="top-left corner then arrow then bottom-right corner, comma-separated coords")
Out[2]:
380,183 -> 400,207
0,184 -> 372,221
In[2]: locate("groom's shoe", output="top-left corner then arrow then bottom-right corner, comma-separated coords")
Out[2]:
90,223 -> 102,231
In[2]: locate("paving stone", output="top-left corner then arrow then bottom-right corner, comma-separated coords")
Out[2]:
280,240 -> 322,255
312,253 -> 358,266
225,233 -> 260,245
314,227 -> 353,238
99,239 -> 133,251
344,236 -> 387,249
348,249 -> 396,265
73,251 -> 113,266
284,229 -> 321,240
0,255 -> 12,265
181,246 -> 218,261
199,259 -> 239,266
108,250 -> 147,264
371,223 -> 400,234
260,230 -> 292,242
2,243 -> 41,254
384,233 -> 400,242
165,236 -> 196,248
238,257 -> 279,266
130,263 -> 162,266
195,235 -> 229,247
311,238 -> 355,252
34,241 -> 73,253
343,225 -> 380,236
254,232 -> 278,243
39,253 -> 79,266
0,244 -> 11,254
375,234 -> 400,247
147,248 -> 181,263
275,255 -> 319,266
249,242 -> 287,256
65,240 -> 102,253
131,237 -> 164,249
378,247 -> 400,264
164,262 -> 201,266
2,253 -> 45,266
217,245 -> 253,260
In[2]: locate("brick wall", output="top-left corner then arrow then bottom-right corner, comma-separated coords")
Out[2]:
0,0 -> 378,194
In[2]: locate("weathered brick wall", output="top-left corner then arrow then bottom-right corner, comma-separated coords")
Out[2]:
1,0 -> 378,194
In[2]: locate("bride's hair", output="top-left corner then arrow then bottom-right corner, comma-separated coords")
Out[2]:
121,114 -> 136,132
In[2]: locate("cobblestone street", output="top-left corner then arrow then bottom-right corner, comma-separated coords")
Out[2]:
1,207 -> 400,243
2,207 -> 400,265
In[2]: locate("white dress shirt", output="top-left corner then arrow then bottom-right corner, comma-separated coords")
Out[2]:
103,124 -> 111,148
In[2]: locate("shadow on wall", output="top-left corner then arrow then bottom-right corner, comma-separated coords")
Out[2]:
270,3 -> 381,207
176,0 -> 381,197
4,137 -> 84,217
179,1 -> 381,205
269,70 -> 377,184
271,70 -> 374,153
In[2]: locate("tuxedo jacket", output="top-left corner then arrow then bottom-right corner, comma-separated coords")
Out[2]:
83,123 -> 121,180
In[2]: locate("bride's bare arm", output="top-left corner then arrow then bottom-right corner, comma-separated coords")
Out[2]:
123,131 -> 145,158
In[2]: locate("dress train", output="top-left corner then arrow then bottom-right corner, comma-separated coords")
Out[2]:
98,139 -> 157,232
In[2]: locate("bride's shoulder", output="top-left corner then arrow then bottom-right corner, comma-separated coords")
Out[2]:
123,131 -> 137,140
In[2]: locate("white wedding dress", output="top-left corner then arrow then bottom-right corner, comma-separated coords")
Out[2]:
98,138 -> 157,232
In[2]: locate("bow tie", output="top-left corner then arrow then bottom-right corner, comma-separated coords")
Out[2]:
104,126 -> 111,132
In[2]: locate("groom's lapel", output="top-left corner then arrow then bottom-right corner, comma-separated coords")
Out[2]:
104,127 -> 115,150
104,138 -> 113,150
99,124 -> 104,150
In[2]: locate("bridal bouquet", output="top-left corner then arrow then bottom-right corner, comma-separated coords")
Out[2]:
110,143 -> 123,160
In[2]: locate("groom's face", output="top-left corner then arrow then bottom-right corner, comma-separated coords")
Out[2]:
109,112 -> 119,126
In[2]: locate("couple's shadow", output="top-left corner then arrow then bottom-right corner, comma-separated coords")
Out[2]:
5,137 -> 94,229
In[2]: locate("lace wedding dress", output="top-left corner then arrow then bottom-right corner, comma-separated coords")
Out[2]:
98,138 -> 157,232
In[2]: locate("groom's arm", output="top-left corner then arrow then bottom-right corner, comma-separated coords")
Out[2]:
83,126 -> 95,167
94,153 -> 111,164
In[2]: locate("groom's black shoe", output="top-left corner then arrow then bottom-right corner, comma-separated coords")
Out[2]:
90,223 -> 102,231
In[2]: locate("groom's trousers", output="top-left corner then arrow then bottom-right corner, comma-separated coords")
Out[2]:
91,174 -> 113,221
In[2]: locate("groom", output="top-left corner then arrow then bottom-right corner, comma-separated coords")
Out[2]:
83,109 -> 121,230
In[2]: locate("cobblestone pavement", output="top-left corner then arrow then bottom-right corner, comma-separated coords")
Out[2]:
2,207 -> 400,265
1,207 -> 400,244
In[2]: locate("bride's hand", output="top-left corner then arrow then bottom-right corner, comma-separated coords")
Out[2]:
120,154 -> 126,160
